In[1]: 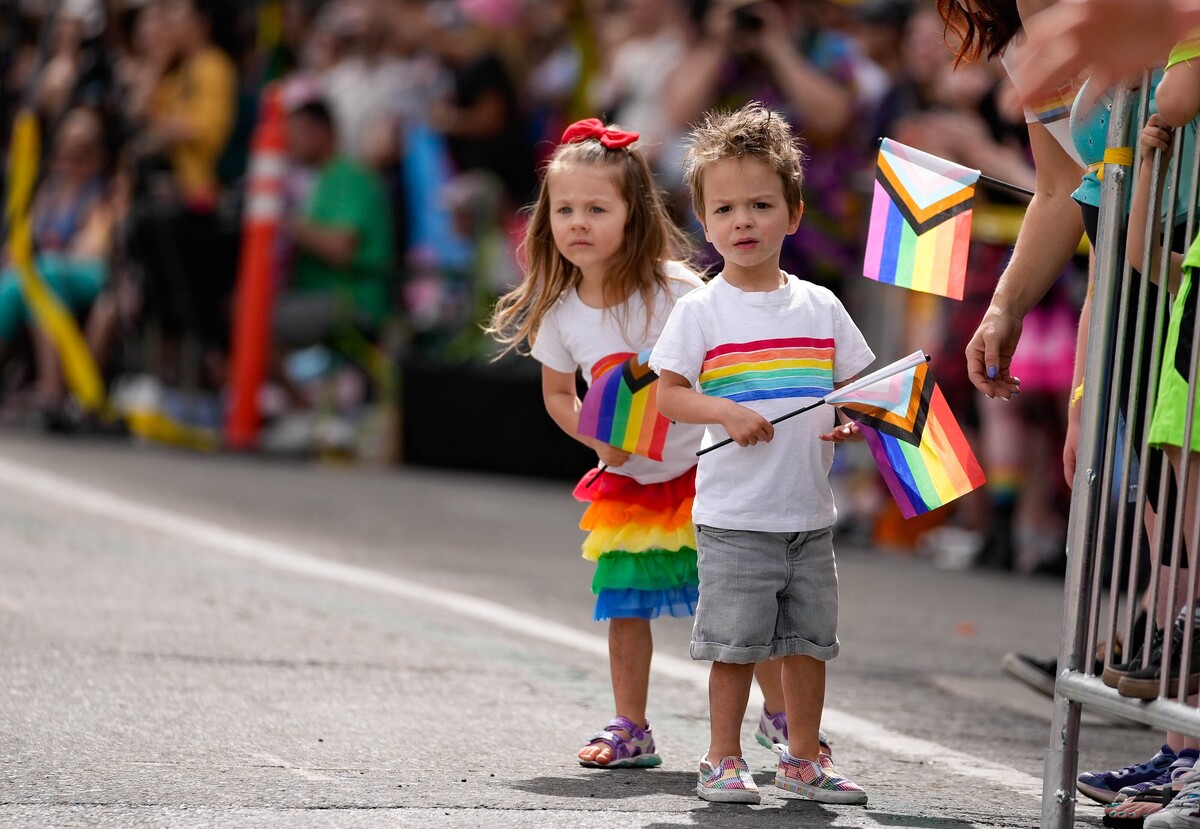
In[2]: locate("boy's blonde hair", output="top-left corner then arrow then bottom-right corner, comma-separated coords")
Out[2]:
684,102 -> 806,220
487,131 -> 693,356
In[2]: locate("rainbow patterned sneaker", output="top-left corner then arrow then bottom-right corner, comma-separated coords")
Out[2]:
776,751 -> 868,805
696,755 -> 761,804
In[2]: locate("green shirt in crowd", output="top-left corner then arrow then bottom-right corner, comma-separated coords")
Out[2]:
294,155 -> 393,324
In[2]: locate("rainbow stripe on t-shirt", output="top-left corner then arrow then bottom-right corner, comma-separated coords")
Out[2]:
699,337 -> 834,403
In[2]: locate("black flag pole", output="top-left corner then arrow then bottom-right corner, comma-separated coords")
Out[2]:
584,463 -> 607,488
695,399 -> 826,457
978,173 -> 1034,199
695,352 -> 933,458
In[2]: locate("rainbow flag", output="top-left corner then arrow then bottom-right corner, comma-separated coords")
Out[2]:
859,382 -> 986,519
578,350 -> 670,462
864,138 -> 979,300
825,350 -> 930,444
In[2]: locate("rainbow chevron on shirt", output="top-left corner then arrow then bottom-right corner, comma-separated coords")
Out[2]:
699,337 -> 834,403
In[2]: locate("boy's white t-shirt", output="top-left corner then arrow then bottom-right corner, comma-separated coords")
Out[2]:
530,262 -> 707,485
649,273 -> 875,532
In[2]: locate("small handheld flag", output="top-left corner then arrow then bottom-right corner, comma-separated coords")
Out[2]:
864,138 -> 980,300
578,350 -> 671,462
694,351 -> 986,518
824,350 -> 931,444
697,351 -> 931,456
860,383 -> 986,519
826,351 -> 986,515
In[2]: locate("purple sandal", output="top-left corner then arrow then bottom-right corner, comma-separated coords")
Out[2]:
579,716 -> 662,768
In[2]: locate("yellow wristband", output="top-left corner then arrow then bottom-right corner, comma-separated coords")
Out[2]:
1070,382 -> 1085,410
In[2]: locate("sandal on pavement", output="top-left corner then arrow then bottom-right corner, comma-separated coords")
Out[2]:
1103,783 -> 1178,828
579,716 -> 662,768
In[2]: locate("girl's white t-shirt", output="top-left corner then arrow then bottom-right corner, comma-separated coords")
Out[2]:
649,273 -> 875,532
530,262 -> 707,484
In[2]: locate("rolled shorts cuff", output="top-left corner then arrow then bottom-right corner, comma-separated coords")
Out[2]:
690,641 -> 772,663
770,636 -> 840,661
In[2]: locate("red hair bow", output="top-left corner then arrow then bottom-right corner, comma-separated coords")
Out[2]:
560,118 -> 639,150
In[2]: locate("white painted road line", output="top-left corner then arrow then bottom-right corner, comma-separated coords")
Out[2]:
0,454 -> 1044,799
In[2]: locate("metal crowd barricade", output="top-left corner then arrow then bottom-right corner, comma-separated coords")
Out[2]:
1044,80 -> 1200,828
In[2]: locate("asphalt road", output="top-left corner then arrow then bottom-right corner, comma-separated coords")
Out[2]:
0,433 -> 1149,828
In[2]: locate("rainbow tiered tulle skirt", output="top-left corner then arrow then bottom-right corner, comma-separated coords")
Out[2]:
572,466 -> 699,621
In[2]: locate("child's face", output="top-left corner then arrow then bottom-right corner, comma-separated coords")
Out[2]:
547,163 -> 629,282
699,156 -> 801,281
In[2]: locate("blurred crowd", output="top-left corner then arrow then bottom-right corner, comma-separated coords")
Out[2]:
0,0 -> 1086,572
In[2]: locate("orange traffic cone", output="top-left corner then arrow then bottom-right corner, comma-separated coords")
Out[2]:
225,85 -> 287,449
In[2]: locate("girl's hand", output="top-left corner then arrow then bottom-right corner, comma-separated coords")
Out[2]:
594,443 -> 632,468
720,402 -> 774,447
819,422 -> 863,444
1140,115 -> 1174,161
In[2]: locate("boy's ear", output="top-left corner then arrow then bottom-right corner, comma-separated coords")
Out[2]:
787,202 -> 804,234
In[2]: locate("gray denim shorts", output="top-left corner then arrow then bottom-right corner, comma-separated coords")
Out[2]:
690,525 -> 839,664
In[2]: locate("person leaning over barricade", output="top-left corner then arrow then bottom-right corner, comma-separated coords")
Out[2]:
1105,50 -> 1200,829
1015,0 -> 1200,103
936,4 -> 1200,815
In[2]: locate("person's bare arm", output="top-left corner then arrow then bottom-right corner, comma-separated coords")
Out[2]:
663,5 -> 731,130
1158,60 -> 1200,129
542,365 -> 631,467
433,88 -> 508,140
292,221 -> 360,269
1127,116 -> 1185,293
1015,0 -> 1192,102
966,121 -> 1084,398
756,4 -> 851,144
1063,282 -> 1090,487
657,369 -> 774,447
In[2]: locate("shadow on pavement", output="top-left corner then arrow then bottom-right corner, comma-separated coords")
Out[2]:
643,804 -> 987,828
511,771 -> 697,799
514,775 -> 996,828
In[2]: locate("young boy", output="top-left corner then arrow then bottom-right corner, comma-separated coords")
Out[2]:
650,102 -> 873,805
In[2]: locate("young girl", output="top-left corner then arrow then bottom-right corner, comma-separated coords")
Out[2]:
487,118 -> 802,768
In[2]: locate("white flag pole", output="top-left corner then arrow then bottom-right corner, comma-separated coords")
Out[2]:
824,350 -> 929,406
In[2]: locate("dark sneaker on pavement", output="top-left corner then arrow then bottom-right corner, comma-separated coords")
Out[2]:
1119,750 -> 1200,798
1119,618 -> 1200,700
1105,627 -> 1165,689
1001,653 -> 1057,698
1078,746 -> 1179,805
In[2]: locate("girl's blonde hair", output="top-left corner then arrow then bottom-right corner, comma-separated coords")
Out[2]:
487,133 -> 693,357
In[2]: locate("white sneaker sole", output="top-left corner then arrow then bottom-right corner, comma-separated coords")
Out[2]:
696,784 -> 761,804
775,774 -> 868,805
1077,780 -> 1123,805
